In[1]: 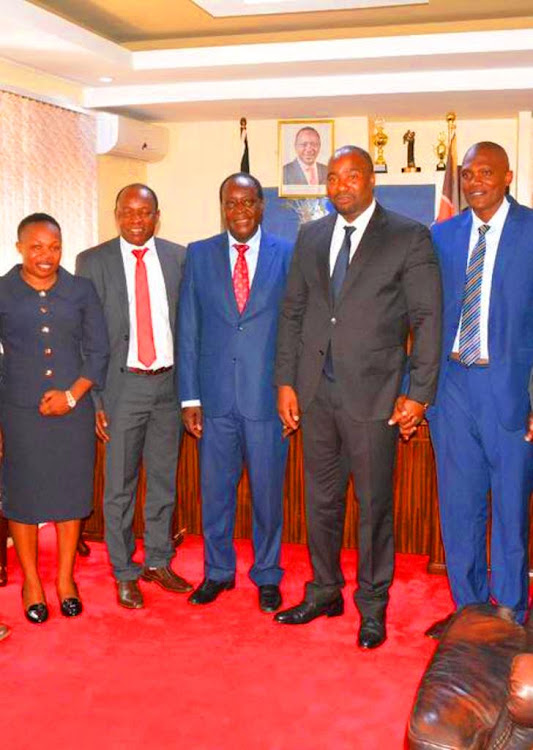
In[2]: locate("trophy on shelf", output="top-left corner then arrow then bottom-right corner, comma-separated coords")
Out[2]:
402,130 -> 421,173
372,117 -> 388,173
434,132 -> 447,171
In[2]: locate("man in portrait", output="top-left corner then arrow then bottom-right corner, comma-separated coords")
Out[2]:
283,126 -> 328,186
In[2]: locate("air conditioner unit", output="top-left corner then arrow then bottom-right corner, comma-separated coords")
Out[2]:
96,113 -> 169,162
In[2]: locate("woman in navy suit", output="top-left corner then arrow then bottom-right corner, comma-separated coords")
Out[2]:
0,214 -> 109,623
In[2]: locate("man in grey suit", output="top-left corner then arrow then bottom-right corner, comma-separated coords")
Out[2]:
274,146 -> 442,649
283,126 -> 328,186
76,184 -> 192,609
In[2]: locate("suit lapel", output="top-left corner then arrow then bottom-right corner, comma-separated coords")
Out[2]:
313,213 -> 337,308
214,233 -> 240,318
155,239 -> 178,331
451,211 -> 472,317
244,231 -> 276,317
336,203 -> 385,307
489,199 -> 519,327
107,239 -> 129,330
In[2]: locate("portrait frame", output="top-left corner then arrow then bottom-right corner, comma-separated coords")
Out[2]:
278,119 -> 334,198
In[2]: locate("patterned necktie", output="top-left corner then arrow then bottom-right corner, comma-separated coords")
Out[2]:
233,243 -> 250,314
132,248 -> 156,367
323,226 -> 356,380
458,224 -> 490,366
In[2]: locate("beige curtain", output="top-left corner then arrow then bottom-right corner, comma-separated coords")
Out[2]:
0,90 -> 97,273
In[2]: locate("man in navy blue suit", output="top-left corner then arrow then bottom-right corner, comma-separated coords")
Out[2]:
426,142 -> 533,638
179,173 -> 293,612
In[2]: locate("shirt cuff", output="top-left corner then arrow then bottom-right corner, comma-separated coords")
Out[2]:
182,399 -> 201,407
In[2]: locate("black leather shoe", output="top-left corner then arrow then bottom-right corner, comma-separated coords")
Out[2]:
25,602 -> 49,624
358,617 -> 386,649
188,578 -> 235,605
60,597 -> 83,617
424,613 -> 454,640
274,595 -> 344,624
259,585 -> 282,613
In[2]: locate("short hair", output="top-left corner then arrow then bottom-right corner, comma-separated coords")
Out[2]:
17,212 -> 61,240
295,126 -> 321,143
219,173 -> 264,202
115,183 -> 159,211
330,145 -> 374,172
462,141 -> 510,169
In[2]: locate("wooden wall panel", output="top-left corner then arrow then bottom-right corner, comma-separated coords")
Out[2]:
84,424 -> 532,574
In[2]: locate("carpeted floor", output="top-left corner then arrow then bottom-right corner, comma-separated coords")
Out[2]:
0,526 -> 453,750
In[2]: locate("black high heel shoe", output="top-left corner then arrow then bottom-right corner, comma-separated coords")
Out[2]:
60,597 -> 83,617
59,583 -> 83,617
21,588 -> 49,624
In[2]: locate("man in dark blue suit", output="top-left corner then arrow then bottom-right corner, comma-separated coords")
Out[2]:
179,173 -> 293,612
426,142 -> 533,637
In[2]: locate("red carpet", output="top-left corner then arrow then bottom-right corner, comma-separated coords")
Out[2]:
0,526 -> 452,750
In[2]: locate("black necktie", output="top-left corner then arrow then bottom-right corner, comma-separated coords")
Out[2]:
330,226 -> 356,303
324,226 -> 356,380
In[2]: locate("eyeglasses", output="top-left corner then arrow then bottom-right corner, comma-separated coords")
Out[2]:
223,198 -> 261,211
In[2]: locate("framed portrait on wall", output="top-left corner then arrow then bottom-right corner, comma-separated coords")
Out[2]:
278,119 -> 334,198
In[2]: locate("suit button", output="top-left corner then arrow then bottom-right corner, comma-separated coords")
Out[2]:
319,350 -> 324,356
120,367 -> 125,373
232,358 -> 236,363
40,307 -> 48,314
124,335 -> 129,341
331,317 -> 337,325
38,290 -> 47,298
44,348 -> 52,356
237,325 -> 243,331
44,369 -> 53,377
41,325 -> 50,333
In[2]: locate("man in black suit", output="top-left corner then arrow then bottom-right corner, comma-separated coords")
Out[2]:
274,146 -> 442,649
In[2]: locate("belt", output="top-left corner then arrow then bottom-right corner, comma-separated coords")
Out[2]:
127,366 -> 173,376
449,353 -> 489,367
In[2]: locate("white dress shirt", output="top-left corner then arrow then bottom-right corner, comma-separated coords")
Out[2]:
181,227 -> 262,407
329,199 -> 376,275
120,235 -> 173,369
452,197 -> 510,359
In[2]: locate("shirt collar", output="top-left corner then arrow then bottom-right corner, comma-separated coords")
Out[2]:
471,197 -> 510,234
227,226 -> 262,252
120,235 -> 157,256
334,199 -> 376,233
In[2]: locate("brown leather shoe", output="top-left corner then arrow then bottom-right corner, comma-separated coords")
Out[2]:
141,566 -> 193,593
0,622 -> 10,641
116,580 -> 144,609
424,612 -> 455,639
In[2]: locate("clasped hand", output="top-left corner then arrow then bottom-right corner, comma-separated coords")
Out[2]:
39,389 -> 71,416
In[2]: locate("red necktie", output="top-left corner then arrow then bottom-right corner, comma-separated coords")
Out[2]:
233,243 -> 250,314
132,248 -> 156,367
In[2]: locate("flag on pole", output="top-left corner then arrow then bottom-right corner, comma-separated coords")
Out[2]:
436,118 -> 459,223
240,117 -> 250,173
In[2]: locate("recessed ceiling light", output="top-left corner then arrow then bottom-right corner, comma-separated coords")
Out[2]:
99,76 -> 114,83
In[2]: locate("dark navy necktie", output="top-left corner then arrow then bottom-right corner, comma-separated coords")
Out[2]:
323,226 -> 356,380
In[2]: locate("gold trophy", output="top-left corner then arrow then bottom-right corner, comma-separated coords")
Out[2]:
402,130 -> 421,173
434,132 -> 447,171
372,117 -> 388,173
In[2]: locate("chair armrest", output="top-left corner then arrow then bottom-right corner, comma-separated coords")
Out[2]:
507,654 -> 533,727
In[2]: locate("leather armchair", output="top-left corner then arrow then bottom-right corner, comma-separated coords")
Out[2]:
407,604 -> 533,749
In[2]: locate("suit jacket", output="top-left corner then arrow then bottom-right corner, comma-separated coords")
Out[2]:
430,197 -> 533,431
282,159 -> 328,186
179,230 -> 293,420
76,236 -> 186,412
275,203 -> 442,421
0,266 -> 109,408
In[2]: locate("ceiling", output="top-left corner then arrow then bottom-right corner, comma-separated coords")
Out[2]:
1,0 -> 532,122
29,0 -> 533,46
